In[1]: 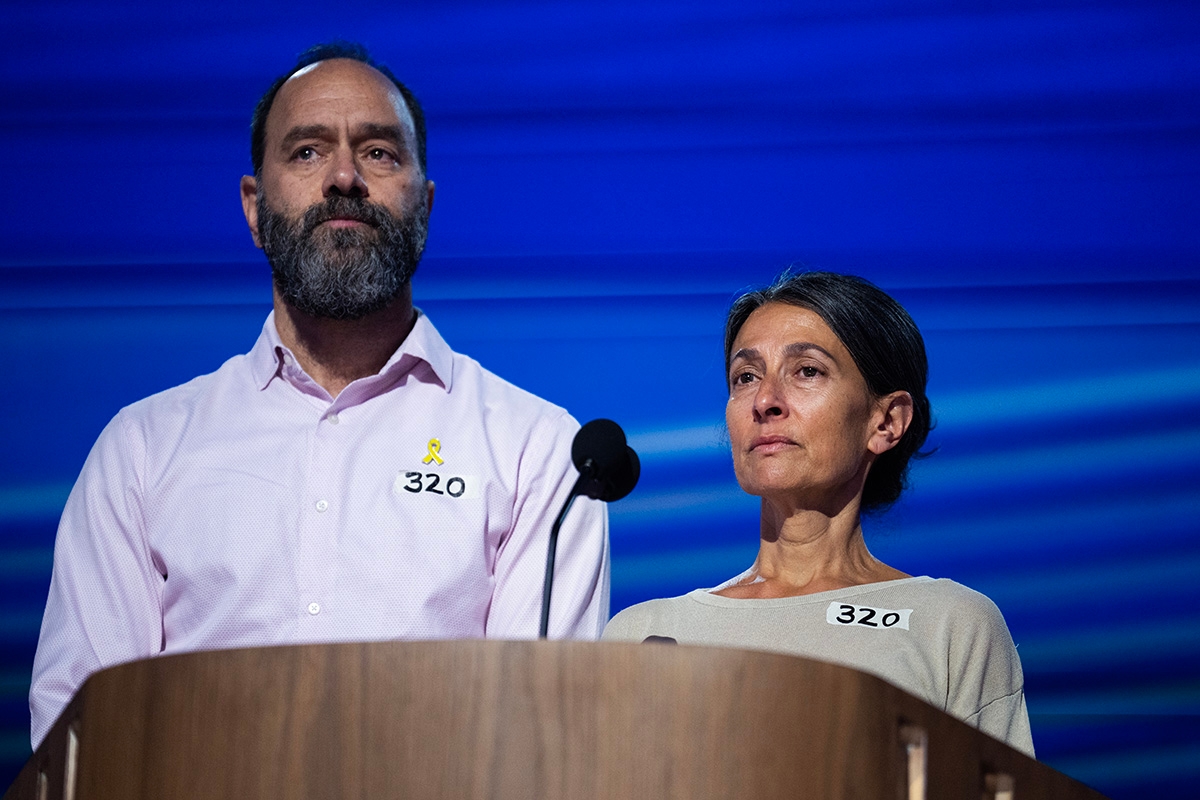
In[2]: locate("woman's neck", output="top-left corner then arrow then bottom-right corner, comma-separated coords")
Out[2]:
713,501 -> 908,599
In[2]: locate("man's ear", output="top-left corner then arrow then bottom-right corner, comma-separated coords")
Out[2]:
867,391 -> 914,455
240,175 -> 262,249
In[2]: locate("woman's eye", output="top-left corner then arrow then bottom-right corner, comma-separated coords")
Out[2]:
798,366 -> 821,378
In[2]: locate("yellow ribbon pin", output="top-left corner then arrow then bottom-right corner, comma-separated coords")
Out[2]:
422,438 -> 444,465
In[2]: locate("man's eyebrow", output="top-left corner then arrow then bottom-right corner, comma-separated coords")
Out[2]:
279,124 -> 335,150
354,123 -> 406,145
277,123 -> 408,154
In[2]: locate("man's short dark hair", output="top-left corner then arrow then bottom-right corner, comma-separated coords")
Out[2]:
724,270 -> 934,513
250,41 -> 427,177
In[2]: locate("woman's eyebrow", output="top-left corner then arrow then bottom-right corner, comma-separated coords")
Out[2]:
783,341 -> 837,361
729,347 -> 761,364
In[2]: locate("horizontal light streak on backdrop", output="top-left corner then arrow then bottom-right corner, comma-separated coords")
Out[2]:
962,551 -> 1200,615
6,258 -> 1200,311
4,361 -> 1196,532
1032,682 -> 1200,716
868,493 -> 1200,581
932,365 -> 1200,428
1040,743 -> 1200,795
0,487 -> 72,524
0,612 -> 44,641
909,428 -> 1200,496
1018,618 -> 1200,673
620,364 -> 1200,460
612,491 -> 1200,609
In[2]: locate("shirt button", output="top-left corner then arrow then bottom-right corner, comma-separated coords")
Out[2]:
327,413 -> 340,425
315,499 -> 329,512
308,602 -> 321,615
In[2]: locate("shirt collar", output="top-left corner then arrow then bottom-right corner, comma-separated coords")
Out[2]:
379,308 -> 455,391
247,309 -> 455,395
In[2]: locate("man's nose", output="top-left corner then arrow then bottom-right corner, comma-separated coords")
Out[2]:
324,148 -> 368,197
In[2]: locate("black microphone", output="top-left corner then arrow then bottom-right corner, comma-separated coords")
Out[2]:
571,418 -> 640,502
539,419 -> 640,638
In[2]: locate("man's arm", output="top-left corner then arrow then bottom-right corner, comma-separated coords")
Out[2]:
485,412 -> 610,640
30,412 -> 165,748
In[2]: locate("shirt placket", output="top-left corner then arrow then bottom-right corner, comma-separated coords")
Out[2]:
298,405 -> 344,628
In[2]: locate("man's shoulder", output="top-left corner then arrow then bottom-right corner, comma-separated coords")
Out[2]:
116,351 -> 254,426
412,312 -> 574,426
445,346 -> 576,427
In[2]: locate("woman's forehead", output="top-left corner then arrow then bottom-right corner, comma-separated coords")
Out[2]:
734,303 -> 842,351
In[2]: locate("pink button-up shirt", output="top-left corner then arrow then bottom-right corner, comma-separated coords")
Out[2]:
30,312 -> 609,747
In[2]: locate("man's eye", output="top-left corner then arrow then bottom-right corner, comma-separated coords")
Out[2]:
733,371 -> 756,385
367,148 -> 394,161
293,147 -> 317,161
798,366 -> 821,378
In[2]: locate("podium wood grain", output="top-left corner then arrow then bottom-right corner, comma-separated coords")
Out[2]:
6,640 -> 1107,800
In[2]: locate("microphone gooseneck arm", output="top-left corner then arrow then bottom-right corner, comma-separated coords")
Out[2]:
538,469 -> 590,639
539,419 -> 639,640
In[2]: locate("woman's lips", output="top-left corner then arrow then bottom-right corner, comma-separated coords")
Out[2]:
750,435 -> 797,453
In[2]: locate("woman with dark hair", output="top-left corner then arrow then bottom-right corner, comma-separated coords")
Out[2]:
603,271 -> 1034,756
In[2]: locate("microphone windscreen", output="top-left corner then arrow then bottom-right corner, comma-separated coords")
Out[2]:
571,418 -> 628,477
603,445 -> 640,502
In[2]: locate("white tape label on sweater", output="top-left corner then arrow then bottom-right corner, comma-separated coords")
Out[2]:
825,602 -> 912,630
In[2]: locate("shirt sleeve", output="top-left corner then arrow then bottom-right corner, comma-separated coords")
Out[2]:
947,590 -> 1036,758
971,688 -> 1035,759
484,411 -> 610,640
29,411 -> 165,749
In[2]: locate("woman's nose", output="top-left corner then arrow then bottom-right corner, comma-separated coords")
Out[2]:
753,376 -> 787,419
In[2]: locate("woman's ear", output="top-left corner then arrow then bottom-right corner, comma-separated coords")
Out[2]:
867,391 -> 914,455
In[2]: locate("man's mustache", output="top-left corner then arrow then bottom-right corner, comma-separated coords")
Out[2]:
300,196 -> 392,235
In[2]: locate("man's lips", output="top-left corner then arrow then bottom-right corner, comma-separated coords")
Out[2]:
318,216 -> 373,228
750,435 -> 798,453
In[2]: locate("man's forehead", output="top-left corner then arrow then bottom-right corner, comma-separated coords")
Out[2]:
270,58 -> 415,136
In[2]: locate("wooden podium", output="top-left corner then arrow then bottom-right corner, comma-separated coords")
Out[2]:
4,641 -> 1105,800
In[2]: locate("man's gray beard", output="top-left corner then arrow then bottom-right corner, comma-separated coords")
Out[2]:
257,191 -> 428,321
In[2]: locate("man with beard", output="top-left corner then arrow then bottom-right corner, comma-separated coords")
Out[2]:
28,42 -> 609,749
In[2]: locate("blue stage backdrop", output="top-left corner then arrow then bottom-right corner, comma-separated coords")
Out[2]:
2,2 -> 1198,797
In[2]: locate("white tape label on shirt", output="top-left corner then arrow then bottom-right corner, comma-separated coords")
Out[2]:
825,601 -> 912,631
393,471 -> 480,500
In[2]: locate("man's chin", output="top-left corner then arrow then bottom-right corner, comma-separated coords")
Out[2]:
313,226 -> 378,250
307,242 -> 379,270
280,291 -> 399,322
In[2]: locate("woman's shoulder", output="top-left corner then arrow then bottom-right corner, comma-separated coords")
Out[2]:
864,576 -> 1003,610
921,577 -> 1009,618
602,593 -> 702,642
842,577 -> 1014,639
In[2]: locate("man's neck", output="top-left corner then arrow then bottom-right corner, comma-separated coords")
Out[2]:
272,284 -> 417,398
